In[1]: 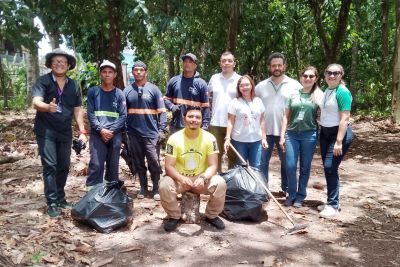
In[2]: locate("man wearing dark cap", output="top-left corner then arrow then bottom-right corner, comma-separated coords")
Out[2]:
85,60 -> 127,190
124,60 -> 167,200
164,53 -> 210,133
32,48 -> 87,217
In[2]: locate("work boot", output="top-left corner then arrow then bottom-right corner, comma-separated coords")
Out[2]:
137,173 -> 148,199
57,200 -> 73,209
205,216 -> 225,230
47,203 -> 60,218
151,174 -> 160,201
164,218 -> 179,232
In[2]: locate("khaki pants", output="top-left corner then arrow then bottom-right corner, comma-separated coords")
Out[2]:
159,175 -> 227,220
209,125 -> 236,173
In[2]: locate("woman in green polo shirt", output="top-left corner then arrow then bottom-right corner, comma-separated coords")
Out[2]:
280,66 -> 323,208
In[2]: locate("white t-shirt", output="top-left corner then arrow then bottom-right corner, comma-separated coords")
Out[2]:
228,97 -> 265,142
319,85 -> 352,127
208,72 -> 241,127
255,75 -> 302,136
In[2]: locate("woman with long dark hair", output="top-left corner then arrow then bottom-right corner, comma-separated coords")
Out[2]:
280,66 -> 323,208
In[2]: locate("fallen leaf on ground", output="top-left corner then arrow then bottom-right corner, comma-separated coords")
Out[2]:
92,257 -> 114,267
42,255 -> 60,263
120,246 -> 142,253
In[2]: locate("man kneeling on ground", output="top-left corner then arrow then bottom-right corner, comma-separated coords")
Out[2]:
159,106 -> 227,232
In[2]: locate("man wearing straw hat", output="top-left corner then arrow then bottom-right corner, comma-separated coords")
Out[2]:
32,48 -> 87,217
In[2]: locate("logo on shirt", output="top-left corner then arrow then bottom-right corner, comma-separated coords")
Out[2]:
142,93 -> 152,100
189,86 -> 198,96
212,141 -> 218,152
113,101 -> 118,109
166,144 -> 173,155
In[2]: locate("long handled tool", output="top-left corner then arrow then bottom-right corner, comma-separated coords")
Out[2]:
229,143 -> 307,234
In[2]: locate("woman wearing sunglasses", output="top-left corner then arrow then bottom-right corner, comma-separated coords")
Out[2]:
280,66 -> 323,208
318,63 -> 353,218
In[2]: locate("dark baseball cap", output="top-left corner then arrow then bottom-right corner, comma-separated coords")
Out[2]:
181,53 -> 197,63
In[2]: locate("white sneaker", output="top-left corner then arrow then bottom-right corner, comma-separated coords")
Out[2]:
317,204 -> 326,211
319,205 -> 339,219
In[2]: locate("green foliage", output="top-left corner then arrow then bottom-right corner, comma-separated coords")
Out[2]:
68,54 -> 100,98
0,58 -> 27,110
31,251 -> 46,264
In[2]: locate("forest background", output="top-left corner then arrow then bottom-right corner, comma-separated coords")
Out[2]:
1,0 -> 400,122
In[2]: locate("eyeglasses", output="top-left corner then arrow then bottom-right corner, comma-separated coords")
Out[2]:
325,71 -> 342,77
302,74 -> 316,79
52,60 -> 68,66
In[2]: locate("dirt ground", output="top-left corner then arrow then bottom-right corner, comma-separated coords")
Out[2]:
0,110 -> 399,267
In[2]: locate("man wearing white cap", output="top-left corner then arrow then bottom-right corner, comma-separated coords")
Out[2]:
32,48 -> 87,217
85,60 -> 127,190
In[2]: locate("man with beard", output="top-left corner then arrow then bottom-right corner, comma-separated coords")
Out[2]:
159,106 -> 227,232
255,52 -> 302,195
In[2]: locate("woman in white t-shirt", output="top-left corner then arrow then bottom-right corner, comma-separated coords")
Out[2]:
224,75 -> 268,169
318,63 -> 353,219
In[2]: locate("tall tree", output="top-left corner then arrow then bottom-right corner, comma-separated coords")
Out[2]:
392,0 -> 400,123
107,0 -> 124,88
308,0 -> 352,63
226,0 -> 240,53
381,0 -> 390,65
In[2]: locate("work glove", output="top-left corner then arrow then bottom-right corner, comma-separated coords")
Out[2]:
158,131 -> 168,144
171,105 -> 181,117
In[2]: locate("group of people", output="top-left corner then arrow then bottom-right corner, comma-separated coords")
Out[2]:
32,48 -> 352,232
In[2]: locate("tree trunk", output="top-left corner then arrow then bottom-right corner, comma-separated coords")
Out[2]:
392,0 -> 400,123
26,47 -> 39,107
308,0 -> 352,64
381,0 -> 389,65
349,0 -> 360,99
167,52 -> 175,79
48,30 -> 61,49
107,0 -> 125,89
291,4 -> 301,79
226,0 -> 240,54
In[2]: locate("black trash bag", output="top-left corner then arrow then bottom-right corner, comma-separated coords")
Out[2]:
71,182 -> 133,233
221,165 -> 269,222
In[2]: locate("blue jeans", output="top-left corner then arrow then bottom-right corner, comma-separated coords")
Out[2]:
320,125 -> 352,209
285,130 -> 317,203
260,135 -> 286,191
231,139 -> 262,169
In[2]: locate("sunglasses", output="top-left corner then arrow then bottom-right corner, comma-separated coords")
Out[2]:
325,71 -> 342,77
302,74 -> 316,79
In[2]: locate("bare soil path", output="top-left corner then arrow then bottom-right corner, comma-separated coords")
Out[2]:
0,110 -> 399,267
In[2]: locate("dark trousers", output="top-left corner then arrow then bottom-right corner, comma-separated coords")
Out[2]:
86,132 -> 122,186
36,135 -> 72,205
128,134 -> 161,192
320,125 -> 352,209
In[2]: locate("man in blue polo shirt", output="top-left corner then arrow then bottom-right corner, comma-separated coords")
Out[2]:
125,61 -> 167,201
86,60 -> 127,190
32,48 -> 87,217
164,53 -> 210,133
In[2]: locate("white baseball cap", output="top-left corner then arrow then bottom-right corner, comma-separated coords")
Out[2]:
100,60 -> 116,71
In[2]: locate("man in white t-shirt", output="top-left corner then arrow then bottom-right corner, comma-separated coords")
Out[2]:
255,52 -> 302,194
208,51 -> 241,173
